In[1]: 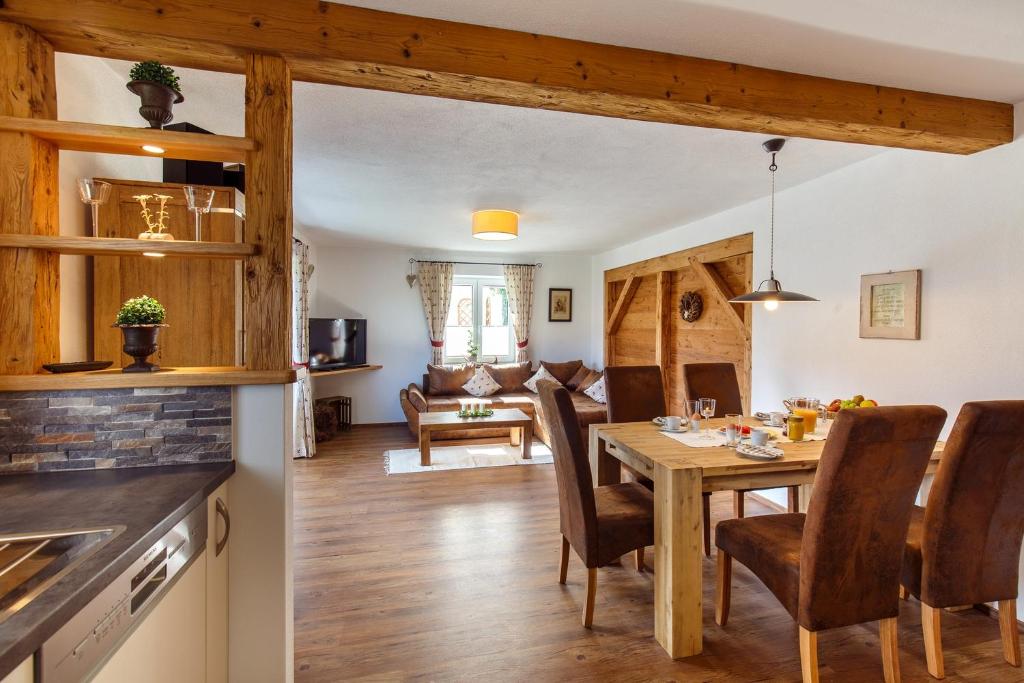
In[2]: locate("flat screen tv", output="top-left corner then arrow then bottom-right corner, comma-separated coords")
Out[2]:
308,318 -> 367,371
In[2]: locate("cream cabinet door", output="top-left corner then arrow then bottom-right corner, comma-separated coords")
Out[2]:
207,483 -> 230,683
0,658 -> 32,683
89,551 -> 207,683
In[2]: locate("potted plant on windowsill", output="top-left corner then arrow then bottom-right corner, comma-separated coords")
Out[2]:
127,61 -> 184,129
114,295 -> 168,373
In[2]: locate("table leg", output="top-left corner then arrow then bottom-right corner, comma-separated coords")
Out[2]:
521,424 -> 532,460
510,426 -> 521,447
419,427 -> 431,467
589,426 -> 621,486
654,464 -> 703,658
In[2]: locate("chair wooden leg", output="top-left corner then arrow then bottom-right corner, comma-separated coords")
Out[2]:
733,490 -> 746,518
880,617 -> 901,683
715,550 -> 731,627
558,536 -> 570,584
787,485 -> 800,512
999,599 -> 1021,667
583,568 -> 597,628
635,546 -> 645,572
921,603 -> 944,679
799,627 -> 820,683
702,493 -> 712,557
898,584 -> 908,600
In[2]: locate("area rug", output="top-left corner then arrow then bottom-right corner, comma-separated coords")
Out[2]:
384,443 -> 553,475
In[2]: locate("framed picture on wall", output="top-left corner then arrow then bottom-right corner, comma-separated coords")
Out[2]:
859,269 -> 921,340
548,288 -> 573,322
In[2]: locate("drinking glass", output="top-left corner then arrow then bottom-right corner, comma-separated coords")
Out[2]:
77,179 -> 111,237
184,185 -> 216,241
698,398 -> 717,439
724,413 -> 741,446
682,399 -> 698,432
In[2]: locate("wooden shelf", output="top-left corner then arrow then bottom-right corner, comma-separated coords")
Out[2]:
0,116 -> 255,162
309,365 -> 383,378
0,367 -> 297,391
0,235 -> 256,259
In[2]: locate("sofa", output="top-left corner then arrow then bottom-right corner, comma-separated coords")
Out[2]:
399,360 -> 606,447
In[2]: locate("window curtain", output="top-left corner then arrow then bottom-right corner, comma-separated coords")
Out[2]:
503,264 -> 536,362
292,240 -> 316,459
417,261 -> 455,365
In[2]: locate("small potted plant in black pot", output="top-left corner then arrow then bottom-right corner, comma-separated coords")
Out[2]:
114,295 -> 168,373
127,61 -> 184,129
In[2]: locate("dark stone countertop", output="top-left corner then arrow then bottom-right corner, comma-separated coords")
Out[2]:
0,461 -> 234,678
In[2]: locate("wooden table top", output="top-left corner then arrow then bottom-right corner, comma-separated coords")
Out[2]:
420,408 -> 532,428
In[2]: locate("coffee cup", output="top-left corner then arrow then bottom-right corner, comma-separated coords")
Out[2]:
664,415 -> 683,431
768,411 -> 786,427
749,428 -> 769,447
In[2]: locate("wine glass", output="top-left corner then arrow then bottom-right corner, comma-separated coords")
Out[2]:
183,185 -> 216,241
698,398 -> 717,439
77,179 -> 111,237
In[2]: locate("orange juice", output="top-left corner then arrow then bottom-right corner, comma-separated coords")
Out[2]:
794,408 -> 817,433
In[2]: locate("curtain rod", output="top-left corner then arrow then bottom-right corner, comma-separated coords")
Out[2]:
409,258 -> 542,268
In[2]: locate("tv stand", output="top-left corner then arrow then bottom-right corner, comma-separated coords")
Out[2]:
308,364 -> 383,379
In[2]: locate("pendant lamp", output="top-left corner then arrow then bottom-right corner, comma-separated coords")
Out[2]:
730,138 -> 817,310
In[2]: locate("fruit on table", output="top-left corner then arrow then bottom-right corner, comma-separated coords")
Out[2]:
829,396 -> 880,411
827,399 -> 842,412
860,399 -> 877,407
852,394 -> 865,405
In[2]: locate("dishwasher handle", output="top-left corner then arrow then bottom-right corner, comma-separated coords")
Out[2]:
215,497 -> 230,557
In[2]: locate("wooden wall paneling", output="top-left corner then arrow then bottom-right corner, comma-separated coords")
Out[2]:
655,271 -> 673,408
0,2 -> 1013,154
605,275 -> 640,366
0,22 -> 59,373
687,256 -> 749,341
244,54 -> 293,371
614,275 -> 657,367
605,234 -> 753,283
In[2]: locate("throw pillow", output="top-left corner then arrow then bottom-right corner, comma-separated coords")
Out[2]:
578,369 -> 602,393
540,359 -> 584,385
566,364 -> 594,391
426,364 -> 475,396
482,361 -> 532,392
462,367 -> 501,397
584,375 -> 607,404
524,365 -> 562,394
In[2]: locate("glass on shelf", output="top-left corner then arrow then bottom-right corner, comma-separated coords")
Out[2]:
183,185 -> 216,241
76,179 -> 111,237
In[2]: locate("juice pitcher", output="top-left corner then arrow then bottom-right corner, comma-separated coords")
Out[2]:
784,397 -> 821,433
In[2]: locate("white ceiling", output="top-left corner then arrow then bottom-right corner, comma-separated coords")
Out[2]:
85,1 -> 1024,254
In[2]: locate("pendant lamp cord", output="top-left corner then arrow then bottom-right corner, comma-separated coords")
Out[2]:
768,152 -> 777,279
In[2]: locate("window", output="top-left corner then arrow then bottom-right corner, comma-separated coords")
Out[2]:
444,276 -> 514,363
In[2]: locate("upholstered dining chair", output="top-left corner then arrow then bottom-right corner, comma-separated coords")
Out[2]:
715,405 -> 946,683
604,365 -> 715,557
537,380 -> 654,628
681,362 -> 801,517
899,400 -> 1024,679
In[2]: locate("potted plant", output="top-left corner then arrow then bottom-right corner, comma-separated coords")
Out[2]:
127,61 -> 184,129
114,295 -> 168,373
466,330 -> 479,366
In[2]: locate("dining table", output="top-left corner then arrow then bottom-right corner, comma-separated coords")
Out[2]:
588,416 -> 945,660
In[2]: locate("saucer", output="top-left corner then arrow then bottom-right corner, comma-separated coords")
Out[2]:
658,426 -> 687,434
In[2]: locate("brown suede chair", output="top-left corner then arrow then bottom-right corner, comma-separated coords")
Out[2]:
899,401 -> 1024,679
605,365 -> 715,557
537,380 -> 654,628
716,405 -> 946,683
682,362 -> 801,517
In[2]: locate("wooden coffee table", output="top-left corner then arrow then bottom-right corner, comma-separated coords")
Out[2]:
418,408 -> 533,466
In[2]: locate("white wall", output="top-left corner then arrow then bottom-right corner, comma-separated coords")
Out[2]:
309,245 -> 592,423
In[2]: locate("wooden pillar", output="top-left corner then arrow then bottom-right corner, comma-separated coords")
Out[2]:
654,271 -> 673,411
0,22 -> 59,373
243,54 -> 292,370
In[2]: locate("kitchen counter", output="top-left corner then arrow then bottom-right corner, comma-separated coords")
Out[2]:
0,461 -> 234,678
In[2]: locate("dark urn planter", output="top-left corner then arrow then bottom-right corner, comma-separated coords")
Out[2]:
116,324 -> 168,373
126,80 -> 184,129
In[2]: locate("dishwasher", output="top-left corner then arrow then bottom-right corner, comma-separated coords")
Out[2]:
37,503 -> 207,682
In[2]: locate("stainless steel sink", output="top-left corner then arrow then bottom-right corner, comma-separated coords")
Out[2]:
0,526 -> 123,624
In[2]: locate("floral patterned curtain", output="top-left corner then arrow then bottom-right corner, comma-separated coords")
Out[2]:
503,264 -> 536,362
417,261 -> 455,365
292,240 -> 316,459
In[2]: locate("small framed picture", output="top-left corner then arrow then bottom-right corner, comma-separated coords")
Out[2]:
548,288 -> 573,322
860,269 -> 921,340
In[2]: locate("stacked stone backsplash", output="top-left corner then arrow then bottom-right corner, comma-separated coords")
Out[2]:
0,386 -> 231,474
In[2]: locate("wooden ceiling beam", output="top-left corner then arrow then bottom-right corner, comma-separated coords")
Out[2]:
0,1 -> 1012,154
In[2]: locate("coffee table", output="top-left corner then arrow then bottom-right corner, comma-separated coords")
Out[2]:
418,408 -> 533,466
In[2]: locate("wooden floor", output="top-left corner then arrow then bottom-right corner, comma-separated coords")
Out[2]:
293,424 -> 1021,682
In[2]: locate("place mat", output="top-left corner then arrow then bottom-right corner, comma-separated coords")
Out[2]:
660,430 -> 729,448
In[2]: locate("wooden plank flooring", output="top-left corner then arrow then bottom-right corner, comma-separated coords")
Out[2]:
294,424 -> 1021,681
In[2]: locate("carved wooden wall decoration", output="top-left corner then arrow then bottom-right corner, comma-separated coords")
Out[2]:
679,291 -> 703,323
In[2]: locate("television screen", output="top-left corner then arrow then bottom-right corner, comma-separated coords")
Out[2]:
309,318 -> 367,370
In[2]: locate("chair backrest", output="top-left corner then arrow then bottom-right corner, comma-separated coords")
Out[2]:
537,381 -> 598,565
799,405 -> 946,631
605,365 -> 666,423
681,362 -> 742,416
920,401 -> 1024,606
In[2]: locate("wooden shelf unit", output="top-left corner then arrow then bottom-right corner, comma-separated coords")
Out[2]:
0,367 -> 297,391
0,115 -> 255,162
308,365 -> 383,378
0,234 -> 256,259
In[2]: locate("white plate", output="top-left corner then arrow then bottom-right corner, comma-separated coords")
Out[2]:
652,417 -> 665,425
658,426 -> 688,434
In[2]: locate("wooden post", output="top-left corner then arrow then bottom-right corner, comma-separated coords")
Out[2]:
0,22 -> 59,373
654,271 -> 673,410
244,54 -> 293,370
